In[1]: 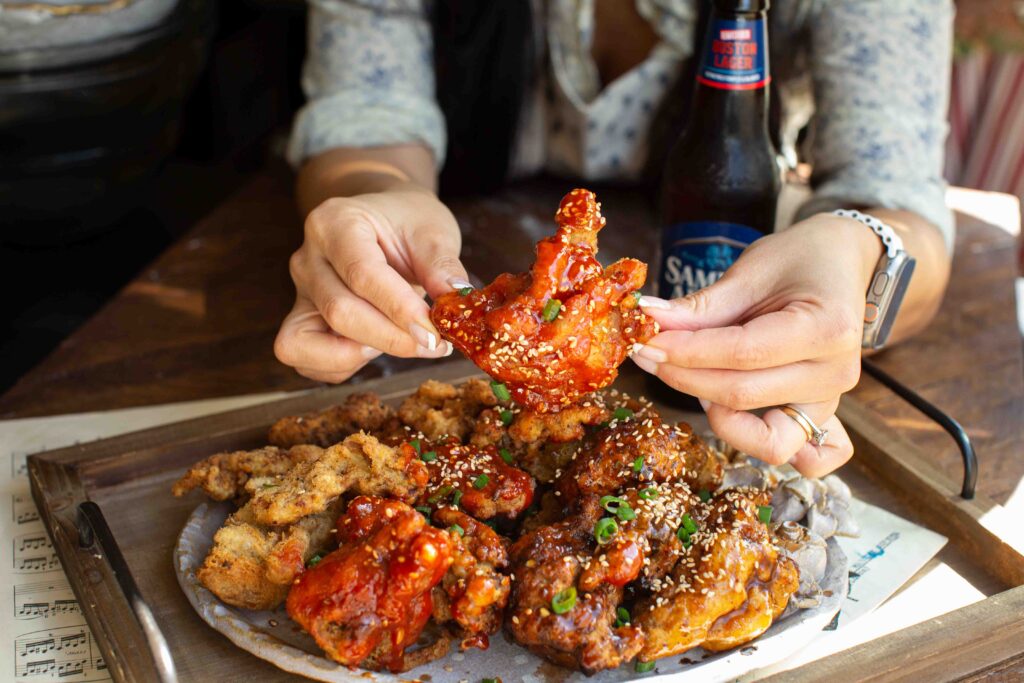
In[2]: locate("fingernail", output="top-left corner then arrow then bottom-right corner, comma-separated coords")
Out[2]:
698,398 -> 711,412
633,343 -> 668,363
631,353 -> 659,375
638,295 -> 672,310
361,345 -> 383,359
442,341 -> 454,357
448,277 -> 473,290
409,322 -> 438,352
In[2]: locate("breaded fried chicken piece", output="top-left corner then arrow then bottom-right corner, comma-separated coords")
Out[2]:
172,445 -> 322,501
432,508 -> 511,647
196,497 -> 344,611
268,393 -> 401,447
398,379 -> 499,441
634,488 -> 799,662
248,433 -> 429,526
287,496 -> 454,673
431,188 -> 656,413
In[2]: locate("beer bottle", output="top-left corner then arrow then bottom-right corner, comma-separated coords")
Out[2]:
651,0 -> 780,407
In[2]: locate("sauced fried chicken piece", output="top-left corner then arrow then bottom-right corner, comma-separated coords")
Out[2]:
557,414 -> 723,502
431,508 -> 511,647
171,445 -> 321,501
416,438 -> 535,520
635,488 -> 799,661
288,496 -> 454,673
431,189 -> 656,413
398,379 -> 499,441
248,433 -> 429,526
506,510 -> 643,674
197,498 -> 344,610
268,393 -> 401,447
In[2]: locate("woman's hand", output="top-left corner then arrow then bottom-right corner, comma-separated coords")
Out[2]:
632,213 -> 883,477
274,185 -> 469,383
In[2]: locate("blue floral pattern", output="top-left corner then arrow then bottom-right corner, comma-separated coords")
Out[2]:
288,0 -> 954,245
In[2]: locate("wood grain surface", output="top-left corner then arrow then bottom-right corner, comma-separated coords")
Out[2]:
3,167 -> 1022,512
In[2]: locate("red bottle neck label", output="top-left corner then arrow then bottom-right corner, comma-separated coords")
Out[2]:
697,16 -> 770,91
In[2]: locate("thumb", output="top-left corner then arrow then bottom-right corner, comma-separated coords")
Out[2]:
639,272 -> 757,331
410,227 -> 471,301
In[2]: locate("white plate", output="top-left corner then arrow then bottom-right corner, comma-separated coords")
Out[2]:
175,502 -> 847,683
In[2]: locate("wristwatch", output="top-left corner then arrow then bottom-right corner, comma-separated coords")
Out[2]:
833,209 -> 916,350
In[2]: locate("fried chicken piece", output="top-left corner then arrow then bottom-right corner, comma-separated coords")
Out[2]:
634,488 -> 800,662
287,496 -> 454,673
506,509 -> 643,674
431,508 -> 511,647
247,433 -> 429,526
197,498 -> 343,610
416,438 -> 535,520
398,379 -> 499,441
268,393 -> 401,447
431,188 -> 656,413
171,445 -> 321,501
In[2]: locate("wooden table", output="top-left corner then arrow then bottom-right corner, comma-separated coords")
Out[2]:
3,168 -> 1021,504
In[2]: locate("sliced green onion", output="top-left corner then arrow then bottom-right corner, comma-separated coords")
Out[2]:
452,490 -> 464,507
473,474 -> 490,490
594,517 -> 618,545
449,523 -> 465,537
635,661 -> 656,673
758,505 -> 773,524
676,526 -> 692,547
458,287 -> 473,296
616,504 -> 637,522
428,485 -> 453,504
638,487 -> 659,500
632,290 -> 643,303
410,439 -> 421,453
306,554 -> 322,568
600,495 -> 627,514
420,450 -> 437,463
698,488 -> 711,503
613,407 -> 635,421
614,606 -> 631,627
551,586 -> 577,614
500,409 -> 514,426
499,448 -> 515,465
632,456 -> 644,473
681,513 -> 698,535
490,381 -> 511,402
542,299 -> 562,322
415,506 -> 432,517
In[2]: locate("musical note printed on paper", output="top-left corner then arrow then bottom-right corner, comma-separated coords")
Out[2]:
15,626 -> 108,682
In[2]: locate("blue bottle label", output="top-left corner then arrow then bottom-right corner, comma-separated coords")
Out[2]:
697,16 -> 769,90
658,221 -> 763,298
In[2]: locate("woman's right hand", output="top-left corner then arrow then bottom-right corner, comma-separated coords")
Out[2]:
274,185 -> 468,383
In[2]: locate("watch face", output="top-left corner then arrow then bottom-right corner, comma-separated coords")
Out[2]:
864,254 -> 915,350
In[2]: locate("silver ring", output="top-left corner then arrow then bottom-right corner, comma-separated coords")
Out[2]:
779,405 -> 829,447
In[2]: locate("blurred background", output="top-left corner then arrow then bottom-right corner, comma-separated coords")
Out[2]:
0,0 -> 1022,394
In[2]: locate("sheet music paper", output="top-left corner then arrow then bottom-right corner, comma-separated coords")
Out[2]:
0,392 -> 295,682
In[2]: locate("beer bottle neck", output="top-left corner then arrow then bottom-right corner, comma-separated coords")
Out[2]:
688,8 -> 770,137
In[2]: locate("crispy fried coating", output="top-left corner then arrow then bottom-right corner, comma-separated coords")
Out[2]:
635,488 -> 799,661
287,496 -> 454,673
268,393 -> 401,447
172,445 -> 321,501
248,433 -> 429,526
432,508 -> 511,645
431,189 -> 656,413
398,379 -> 499,441
196,498 -> 343,611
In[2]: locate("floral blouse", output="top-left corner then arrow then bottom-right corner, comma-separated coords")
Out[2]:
287,0 -> 955,246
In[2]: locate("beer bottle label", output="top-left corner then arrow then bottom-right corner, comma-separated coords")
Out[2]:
658,221 -> 763,298
697,17 -> 769,90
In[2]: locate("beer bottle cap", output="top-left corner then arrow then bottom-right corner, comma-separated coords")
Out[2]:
713,0 -> 769,14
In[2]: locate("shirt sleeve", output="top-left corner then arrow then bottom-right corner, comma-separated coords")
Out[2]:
795,0 -> 955,251
286,0 -> 446,169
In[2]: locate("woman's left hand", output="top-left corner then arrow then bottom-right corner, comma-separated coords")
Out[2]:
632,212 -> 883,477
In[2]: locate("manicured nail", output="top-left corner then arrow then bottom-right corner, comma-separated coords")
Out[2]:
361,345 -> 383,359
442,341 -> 454,357
638,296 -> 672,310
631,354 -> 659,375
409,322 -> 438,352
448,277 -> 473,290
698,398 -> 711,412
634,344 -> 668,363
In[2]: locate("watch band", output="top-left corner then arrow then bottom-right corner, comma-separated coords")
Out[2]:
832,209 -> 903,258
